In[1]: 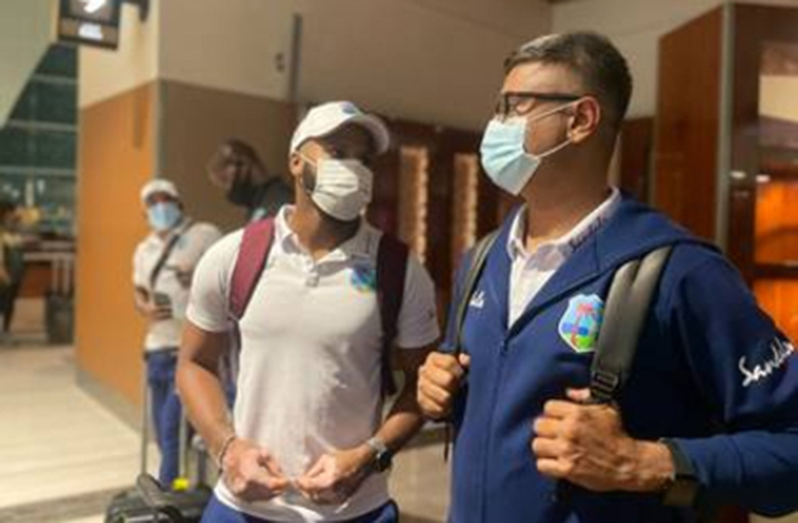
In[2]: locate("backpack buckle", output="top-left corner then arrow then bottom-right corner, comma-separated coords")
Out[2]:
590,369 -> 620,403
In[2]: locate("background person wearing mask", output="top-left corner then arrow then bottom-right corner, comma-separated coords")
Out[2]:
417,32 -> 798,522
133,179 -> 222,487
207,138 -> 294,222
178,101 -> 440,523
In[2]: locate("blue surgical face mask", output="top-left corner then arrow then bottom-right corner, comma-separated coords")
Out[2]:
480,103 -> 576,196
147,201 -> 182,231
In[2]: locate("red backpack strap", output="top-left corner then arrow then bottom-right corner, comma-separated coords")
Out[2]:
376,233 -> 409,397
229,218 -> 275,321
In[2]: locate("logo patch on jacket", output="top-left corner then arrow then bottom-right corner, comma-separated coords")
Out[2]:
350,264 -> 377,292
558,294 -> 604,353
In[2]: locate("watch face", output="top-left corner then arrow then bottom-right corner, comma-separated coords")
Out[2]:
375,450 -> 393,472
663,478 -> 701,507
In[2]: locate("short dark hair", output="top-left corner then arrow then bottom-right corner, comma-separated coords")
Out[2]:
222,138 -> 264,168
504,32 -> 632,131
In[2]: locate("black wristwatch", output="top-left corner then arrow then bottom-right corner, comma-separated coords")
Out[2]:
366,437 -> 393,472
660,438 -> 702,507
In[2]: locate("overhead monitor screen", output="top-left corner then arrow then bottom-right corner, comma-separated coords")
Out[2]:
58,0 -> 121,50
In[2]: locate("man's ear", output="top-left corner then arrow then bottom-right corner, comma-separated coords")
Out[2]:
568,97 -> 602,145
288,152 -> 304,178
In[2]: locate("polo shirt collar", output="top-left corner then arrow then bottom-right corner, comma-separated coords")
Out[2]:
275,205 -> 372,262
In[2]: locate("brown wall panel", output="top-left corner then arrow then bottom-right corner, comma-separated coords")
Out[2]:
755,279 -> 798,344
162,81 -> 297,233
731,4 -> 798,353
654,7 -> 722,241
76,83 -> 155,405
620,118 -> 653,203
727,4 -> 798,280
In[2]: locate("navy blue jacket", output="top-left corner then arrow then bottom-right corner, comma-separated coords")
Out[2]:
444,196 -> 798,523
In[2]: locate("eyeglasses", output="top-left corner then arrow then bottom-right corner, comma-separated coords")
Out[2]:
494,91 -> 583,118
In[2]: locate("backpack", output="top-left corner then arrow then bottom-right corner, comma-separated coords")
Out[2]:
227,218 -> 409,396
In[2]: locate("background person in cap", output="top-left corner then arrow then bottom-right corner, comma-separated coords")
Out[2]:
207,138 -> 294,222
133,179 -> 222,487
177,101 -> 440,522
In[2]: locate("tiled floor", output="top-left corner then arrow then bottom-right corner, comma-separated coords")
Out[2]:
0,337 -> 450,522
0,344 -> 157,522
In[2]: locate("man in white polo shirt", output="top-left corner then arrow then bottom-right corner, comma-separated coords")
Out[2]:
177,101 -> 440,522
133,179 -> 222,487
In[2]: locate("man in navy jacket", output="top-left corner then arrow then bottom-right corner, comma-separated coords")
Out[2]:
418,31 -> 798,523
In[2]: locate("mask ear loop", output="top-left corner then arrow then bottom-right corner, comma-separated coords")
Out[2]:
523,98 -> 583,159
296,153 -> 318,196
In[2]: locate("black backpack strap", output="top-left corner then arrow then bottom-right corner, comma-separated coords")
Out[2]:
442,230 -> 499,460
451,230 -> 499,355
149,220 -> 194,291
376,233 -> 409,397
557,245 -> 675,503
590,245 -> 673,403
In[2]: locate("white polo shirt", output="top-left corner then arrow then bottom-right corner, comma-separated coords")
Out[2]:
507,188 -> 621,327
186,206 -> 440,522
133,220 -> 222,351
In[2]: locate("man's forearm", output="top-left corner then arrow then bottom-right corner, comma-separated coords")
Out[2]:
671,430 -> 798,516
373,378 -> 425,453
133,288 -> 149,315
176,357 -> 234,462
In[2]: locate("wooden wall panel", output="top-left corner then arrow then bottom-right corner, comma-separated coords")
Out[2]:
620,118 -> 653,202
366,118 -> 504,321
754,279 -> 798,343
732,5 -> 798,360
654,8 -> 722,241
754,181 -> 798,264
728,4 -> 798,281
162,81 -> 297,233
76,83 -> 155,405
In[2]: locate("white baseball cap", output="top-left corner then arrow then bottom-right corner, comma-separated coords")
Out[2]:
290,101 -> 391,156
140,179 -> 179,204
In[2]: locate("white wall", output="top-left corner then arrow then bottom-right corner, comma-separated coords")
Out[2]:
159,0 -> 295,101
0,0 -> 56,124
78,0 -> 551,129
299,0 -> 551,131
155,0 -> 551,131
553,0 -> 798,118
552,0 -> 723,118
760,76 -> 798,122
78,2 -> 160,108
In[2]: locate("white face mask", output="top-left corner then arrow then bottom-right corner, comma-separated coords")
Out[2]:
300,155 -> 374,221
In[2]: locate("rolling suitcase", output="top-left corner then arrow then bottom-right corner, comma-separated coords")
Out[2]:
105,367 -> 211,522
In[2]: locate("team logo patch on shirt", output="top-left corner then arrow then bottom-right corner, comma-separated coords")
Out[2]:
558,294 -> 604,353
351,264 -> 377,292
